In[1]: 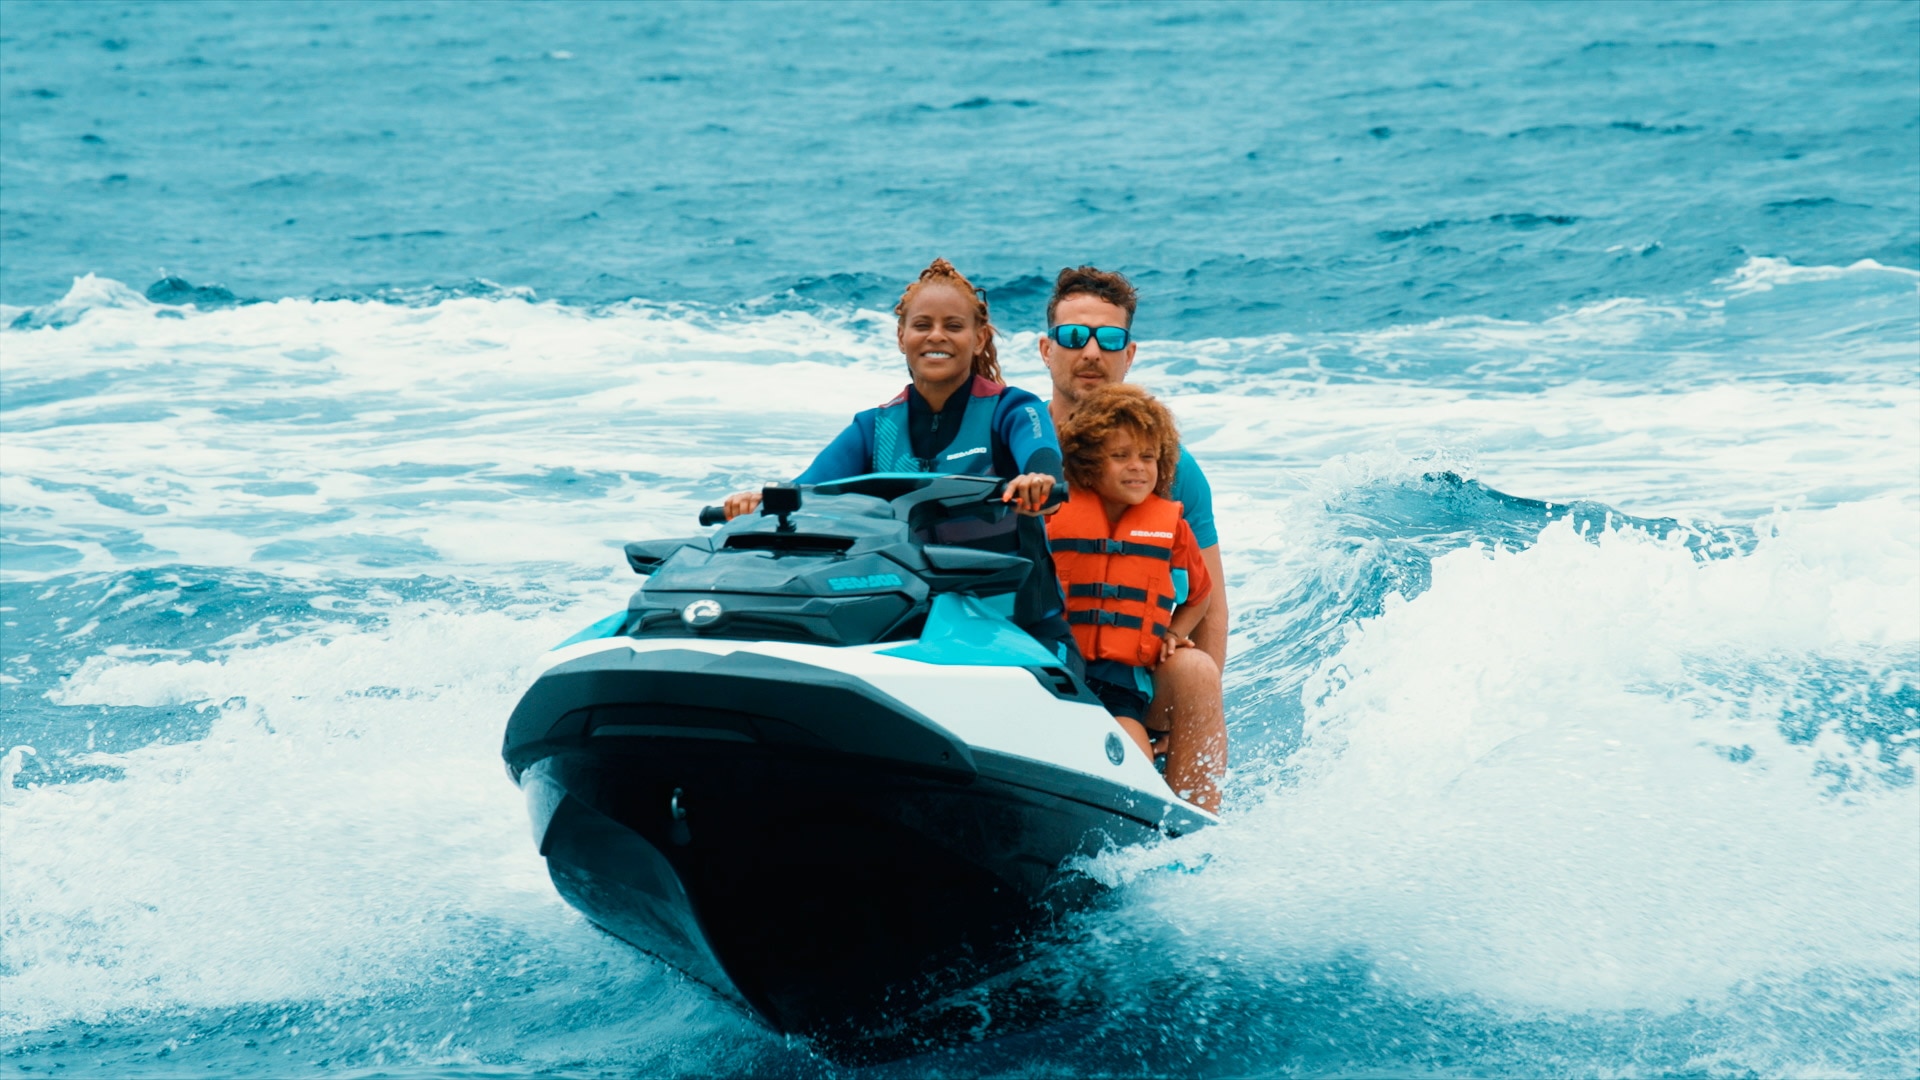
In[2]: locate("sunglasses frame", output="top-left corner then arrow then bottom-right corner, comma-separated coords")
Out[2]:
1048,323 -> 1132,351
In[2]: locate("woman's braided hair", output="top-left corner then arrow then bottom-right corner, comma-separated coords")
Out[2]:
894,257 -> 1002,384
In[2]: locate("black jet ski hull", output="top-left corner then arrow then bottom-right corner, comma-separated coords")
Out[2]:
503,481 -> 1217,1044
520,738 -> 1158,1035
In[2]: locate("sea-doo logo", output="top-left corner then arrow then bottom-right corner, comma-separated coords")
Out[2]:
681,599 -> 724,627
944,446 -> 988,461
1130,530 -> 1175,539
1025,405 -> 1043,438
828,573 -> 904,591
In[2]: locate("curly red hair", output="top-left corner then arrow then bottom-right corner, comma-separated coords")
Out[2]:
894,257 -> 1002,384
1058,383 -> 1180,498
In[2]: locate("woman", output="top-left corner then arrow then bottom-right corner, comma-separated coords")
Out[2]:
722,258 -> 1074,658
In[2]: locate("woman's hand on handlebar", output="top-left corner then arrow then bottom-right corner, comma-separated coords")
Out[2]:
722,490 -> 763,520
1001,473 -> 1057,515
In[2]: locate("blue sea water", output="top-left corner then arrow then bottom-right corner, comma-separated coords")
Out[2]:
2,1 -> 1917,1076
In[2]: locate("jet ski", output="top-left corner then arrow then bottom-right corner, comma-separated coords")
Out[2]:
501,473 -> 1215,1038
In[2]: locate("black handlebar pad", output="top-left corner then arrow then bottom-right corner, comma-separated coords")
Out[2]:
698,506 -> 728,526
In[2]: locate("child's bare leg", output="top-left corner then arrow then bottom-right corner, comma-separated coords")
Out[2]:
1148,648 -> 1226,811
1115,714 -> 1155,760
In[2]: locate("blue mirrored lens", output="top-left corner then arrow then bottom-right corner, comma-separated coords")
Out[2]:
1051,324 -> 1093,349
1093,326 -> 1130,351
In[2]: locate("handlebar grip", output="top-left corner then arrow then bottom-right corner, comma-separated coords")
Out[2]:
698,506 -> 728,526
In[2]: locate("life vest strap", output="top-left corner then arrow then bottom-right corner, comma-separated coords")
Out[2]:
1155,595 -> 1176,611
1067,582 -> 1150,602
1049,538 -> 1173,560
1067,610 -> 1145,630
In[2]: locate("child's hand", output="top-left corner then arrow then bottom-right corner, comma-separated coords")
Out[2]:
1160,631 -> 1194,663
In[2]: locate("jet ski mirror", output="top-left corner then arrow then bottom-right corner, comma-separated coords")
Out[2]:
920,545 -> 1031,596
625,538 -> 695,575
761,483 -> 802,533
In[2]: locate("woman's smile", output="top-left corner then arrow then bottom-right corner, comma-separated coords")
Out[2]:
897,282 -> 987,398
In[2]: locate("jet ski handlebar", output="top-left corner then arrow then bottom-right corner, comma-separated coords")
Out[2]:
697,474 -> 1019,528
697,483 -> 802,528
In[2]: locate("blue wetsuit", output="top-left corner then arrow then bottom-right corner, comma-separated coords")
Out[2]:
796,377 -> 1062,488
797,377 -> 1070,633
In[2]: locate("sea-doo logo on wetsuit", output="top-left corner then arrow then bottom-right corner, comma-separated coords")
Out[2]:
1130,530 -> 1175,539
827,573 -> 904,591
1025,405 -> 1042,438
944,446 -> 988,461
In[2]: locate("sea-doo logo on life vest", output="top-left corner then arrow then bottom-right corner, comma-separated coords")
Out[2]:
944,446 -> 988,461
1130,530 -> 1175,539
1024,405 -> 1042,438
827,573 -> 904,591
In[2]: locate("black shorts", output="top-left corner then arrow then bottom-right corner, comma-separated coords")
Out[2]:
1085,674 -> 1151,722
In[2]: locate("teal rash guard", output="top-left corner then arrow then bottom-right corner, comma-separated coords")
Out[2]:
1167,447 -> 1218,549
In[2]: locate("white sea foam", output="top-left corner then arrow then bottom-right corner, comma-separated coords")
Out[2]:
1,280 -> 906,578
1724,255 -> 1920,295
3,260 -> 1916,587
8,501 -> 1914,1049
0,601 -> 748,1058
2,259 -> 1916,1062
1098,500 -> 1920,1015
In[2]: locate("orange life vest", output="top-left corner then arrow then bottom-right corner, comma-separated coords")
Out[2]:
1046,492 -> 1182,669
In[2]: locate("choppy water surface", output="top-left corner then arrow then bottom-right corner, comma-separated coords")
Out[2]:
3,2 -> 1917,1077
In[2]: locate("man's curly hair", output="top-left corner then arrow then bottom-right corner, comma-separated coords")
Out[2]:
1059,384 -> 1180,498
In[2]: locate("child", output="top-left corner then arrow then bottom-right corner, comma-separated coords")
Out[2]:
1049,384 -> 1216,790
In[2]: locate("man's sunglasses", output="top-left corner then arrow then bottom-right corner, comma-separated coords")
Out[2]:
1048,324 -> 1132,351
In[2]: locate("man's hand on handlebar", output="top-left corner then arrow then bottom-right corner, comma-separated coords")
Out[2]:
722,490 -> 763,520
1000,473 -> 1057,515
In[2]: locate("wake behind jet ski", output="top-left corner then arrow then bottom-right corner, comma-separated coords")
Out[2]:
502,473 -> 1214,1039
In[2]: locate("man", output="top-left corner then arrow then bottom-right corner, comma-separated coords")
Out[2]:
1039,266 -> 1229,803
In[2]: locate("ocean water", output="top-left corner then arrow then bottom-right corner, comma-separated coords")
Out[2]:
2,1 -> 1917,1077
